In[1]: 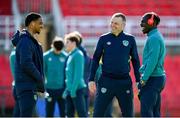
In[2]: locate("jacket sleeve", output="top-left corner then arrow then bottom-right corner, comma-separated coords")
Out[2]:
19,36 -> 43,82
89,37 -> 104,81
36,80 -> 45,92
9,51 -> 15,78
42,53 -> 47,91
95,64 -> 102,82
130,37 -> 141,82
71,53 -> 84,97
43,54 -> 47,80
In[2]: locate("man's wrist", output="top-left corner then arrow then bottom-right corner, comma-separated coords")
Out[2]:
88,81 -> 94,85
140,79 -> 146,86
136,82 -> 141,90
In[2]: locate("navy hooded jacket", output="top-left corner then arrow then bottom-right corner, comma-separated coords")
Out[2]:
12,30 -> 45,94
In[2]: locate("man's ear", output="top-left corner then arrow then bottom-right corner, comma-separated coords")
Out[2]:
122,22 -> 126,29
153,20 -> 158,26
29,21 -> 35,28
32,22 -> 35,27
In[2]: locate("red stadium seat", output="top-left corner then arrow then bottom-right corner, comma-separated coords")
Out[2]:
17,0 -> 51,14
0,0 -> 12,15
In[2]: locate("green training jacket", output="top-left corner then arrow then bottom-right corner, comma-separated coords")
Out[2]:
65,48 -> 86,97
139,28 -> 166,81
44,49 -> 68,89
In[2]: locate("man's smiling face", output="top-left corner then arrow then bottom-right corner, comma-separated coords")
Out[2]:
140,16 -> 153,34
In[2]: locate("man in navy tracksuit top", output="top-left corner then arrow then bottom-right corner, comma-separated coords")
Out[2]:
88,13 -> 141,117
13,12 -> 45,117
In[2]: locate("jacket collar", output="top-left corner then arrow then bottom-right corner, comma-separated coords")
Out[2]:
24,30 -> 40,45
147,28 -> 158,36
69,48 -> 78,55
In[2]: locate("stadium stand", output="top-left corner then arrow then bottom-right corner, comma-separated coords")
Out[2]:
59,0 -> 180,48
0,0 -> 14,52
0,16 -> 15,51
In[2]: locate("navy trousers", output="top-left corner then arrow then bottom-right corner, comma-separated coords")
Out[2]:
66,88 -> 87,117
45,88 -> 65,117
104,100 -> 113,117
17,90 -> 37,117
84,87 -> 89,116
96,79 -> 113,117
93,75 -> 134,117
140,76 -> 166,117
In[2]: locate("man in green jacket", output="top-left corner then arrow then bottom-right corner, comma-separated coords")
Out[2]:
63,34 -> 87,117
139,12 -> 166,117
44,36 -> 68,117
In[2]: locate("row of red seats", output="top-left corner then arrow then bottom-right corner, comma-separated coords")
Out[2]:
0,0 -> 52,15
17,0 -> 51,14
1,0 -> 179,16
59,0 -> 180,16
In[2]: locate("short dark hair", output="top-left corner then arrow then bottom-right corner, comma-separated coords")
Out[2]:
52,37 -> 64,51
25,12 -> 41,27
112,13 -> 126,22
143,12 -> 160,26
66,34 -> 80,46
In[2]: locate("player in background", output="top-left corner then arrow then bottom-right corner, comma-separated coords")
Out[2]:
43,36 -> 67,117
63,34 -> 87,117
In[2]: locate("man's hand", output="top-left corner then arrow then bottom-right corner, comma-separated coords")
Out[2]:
62,89 -> 69,99
70,91 -> 76,98
88,81 -> 96,95
136,82 -> 141,92
37,91 -> 49,98
136,82 -> 141,100
37,92 -> 45,98
140,79 -> 146,87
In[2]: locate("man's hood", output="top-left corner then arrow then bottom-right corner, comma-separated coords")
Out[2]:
11,30 -> 21,47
